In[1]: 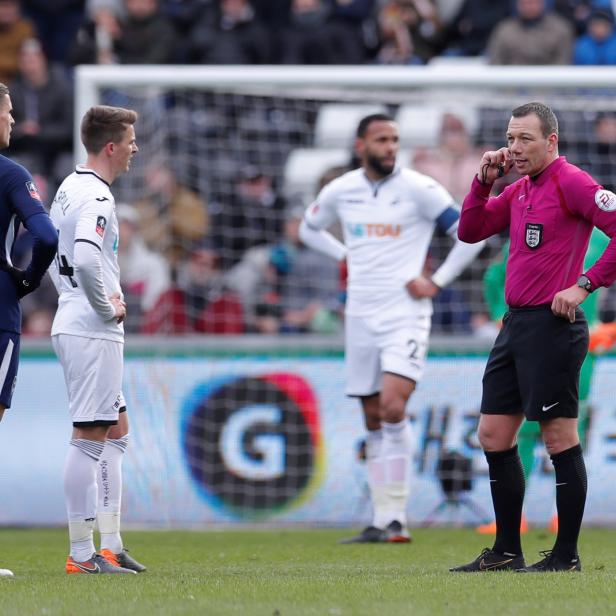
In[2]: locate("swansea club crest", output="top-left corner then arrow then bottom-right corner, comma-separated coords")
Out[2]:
525,223 -> 543,249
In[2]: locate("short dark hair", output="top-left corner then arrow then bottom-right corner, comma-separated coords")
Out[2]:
81,105 -> 138,154
511,102 -> 558,137
356,113 -> 395,138
0,82 -> 9,103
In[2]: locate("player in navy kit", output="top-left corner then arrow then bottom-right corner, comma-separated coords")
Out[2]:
0,81 -> 58,577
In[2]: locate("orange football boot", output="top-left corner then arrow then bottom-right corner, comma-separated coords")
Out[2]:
476,515 -> 529,534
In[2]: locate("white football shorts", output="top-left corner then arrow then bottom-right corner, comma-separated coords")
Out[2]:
52,334 -> 124,424
344,310 -> 431,397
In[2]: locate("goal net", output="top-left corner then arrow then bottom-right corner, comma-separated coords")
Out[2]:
72,65 -> 616,527
76,65 -> 616,338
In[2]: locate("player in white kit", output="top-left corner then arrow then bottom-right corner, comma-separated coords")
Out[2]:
49,106 -> 145,573
300,114 -> 485,542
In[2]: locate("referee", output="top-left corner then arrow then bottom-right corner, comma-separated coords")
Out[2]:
450,102 -> 616,573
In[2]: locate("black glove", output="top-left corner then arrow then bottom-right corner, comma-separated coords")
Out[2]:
0,263 -> 39,299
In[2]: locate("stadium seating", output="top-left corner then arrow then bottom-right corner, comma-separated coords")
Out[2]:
313,103 -> 388,149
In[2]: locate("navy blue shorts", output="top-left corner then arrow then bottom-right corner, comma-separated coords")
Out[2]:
480,305 -> 588,421
0,331 -> 20,409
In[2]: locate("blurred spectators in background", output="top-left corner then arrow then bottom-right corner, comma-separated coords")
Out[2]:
553,0 -> 593,35
411,115 -> 490,334
0,0 -> 36,83
117,203 -> 172,332
433,0 -> 464,25
7,38 -> 73,190
72,0 -> 178,65
177,243 -> 245,333
584,111 -> 616,192
329,0 -> 379,62
161,1 -> 210,62
487,0 -> 574,65
188,0 -> 271,64
22,306 -> 55,336
133,162 -> 209,273
107,0 -> 177,63
376,0 -> 442,64
210,165 -> 286,269
281,0 -> 366,64
411,112 -> 483,203
437,0 -> 513,57
21,0 -> 85,65
226,206 -> 343,334
80,0 -> 123,64
573,7 -> 616,64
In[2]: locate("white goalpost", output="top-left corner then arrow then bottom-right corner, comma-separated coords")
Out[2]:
75,63 -> 616,163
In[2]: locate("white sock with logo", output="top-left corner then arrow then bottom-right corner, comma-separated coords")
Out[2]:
65,439 -> 104,562
381,420 -> 414,526
97,435 -> 128,554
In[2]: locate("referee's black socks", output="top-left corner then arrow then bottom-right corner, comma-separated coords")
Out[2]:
485,445 -> 525,556
551,444 -> 587,560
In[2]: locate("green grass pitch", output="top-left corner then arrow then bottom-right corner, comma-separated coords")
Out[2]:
0,527 -> 615,616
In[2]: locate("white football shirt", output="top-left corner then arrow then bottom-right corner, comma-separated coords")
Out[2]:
49,166 -> 123,342
305,167 -> 456,317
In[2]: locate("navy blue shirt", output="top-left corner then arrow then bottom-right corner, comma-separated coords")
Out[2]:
0,154 -> 57,334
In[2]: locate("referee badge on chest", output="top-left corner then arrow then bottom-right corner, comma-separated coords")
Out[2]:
525,222 -> 543,249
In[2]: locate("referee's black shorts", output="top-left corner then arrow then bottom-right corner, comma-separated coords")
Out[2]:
480,305 -> 589,421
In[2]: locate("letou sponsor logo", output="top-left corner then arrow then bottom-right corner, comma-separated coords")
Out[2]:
346,222 -> 401,238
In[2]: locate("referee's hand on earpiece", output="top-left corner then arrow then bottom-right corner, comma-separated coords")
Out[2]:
478,147 -> 514,185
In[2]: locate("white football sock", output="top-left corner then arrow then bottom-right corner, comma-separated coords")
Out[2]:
97,434 -> 128,553
365,429 -> 389,529
65,439 -> 104,562
381,420 -> 414,526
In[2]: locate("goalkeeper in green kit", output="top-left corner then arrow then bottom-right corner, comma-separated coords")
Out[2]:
476,228 -> 609,534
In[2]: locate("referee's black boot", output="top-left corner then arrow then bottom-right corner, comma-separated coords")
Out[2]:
449,547 -> 525,572
518,550 -> 581,572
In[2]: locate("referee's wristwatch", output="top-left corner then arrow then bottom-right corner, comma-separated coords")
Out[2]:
577,274 -> 594,293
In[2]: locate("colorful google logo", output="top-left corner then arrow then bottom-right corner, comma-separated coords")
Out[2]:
180,372 -> 325,518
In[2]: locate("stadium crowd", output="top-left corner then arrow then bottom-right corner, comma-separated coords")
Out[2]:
5,0 -> 616,335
